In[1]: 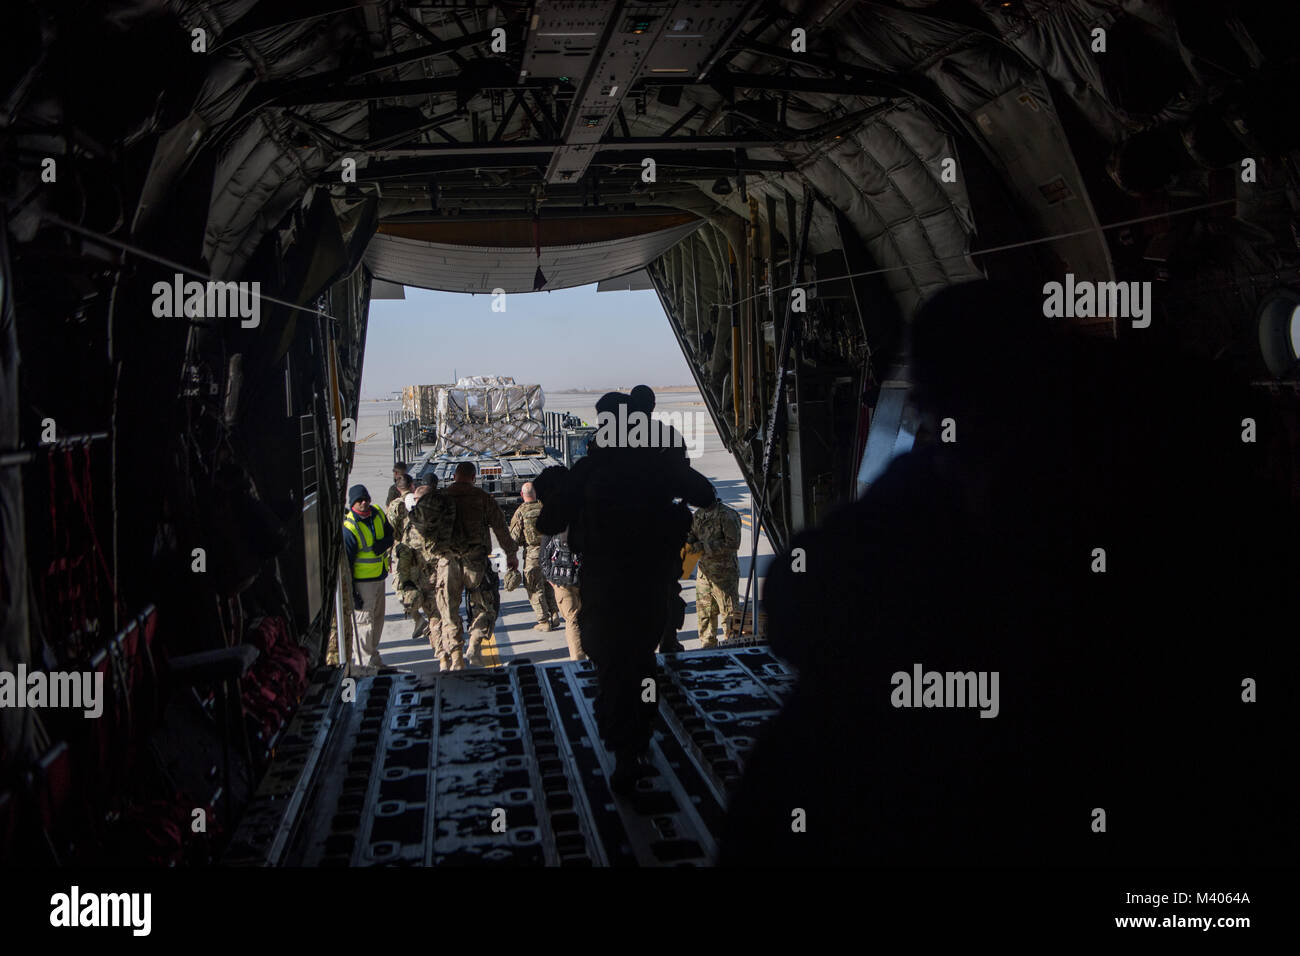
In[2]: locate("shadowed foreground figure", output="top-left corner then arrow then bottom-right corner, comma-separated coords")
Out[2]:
631,384 -> 692,654
721,280 -> 1299,866
539,392 -> 714,792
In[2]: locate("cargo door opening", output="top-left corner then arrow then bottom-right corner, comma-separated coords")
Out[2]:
341,282 -> 775,675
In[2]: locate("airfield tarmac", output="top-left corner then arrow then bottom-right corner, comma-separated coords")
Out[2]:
344,388 -> 775,673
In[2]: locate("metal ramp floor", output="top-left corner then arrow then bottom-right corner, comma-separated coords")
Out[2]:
227,648 -> 793,866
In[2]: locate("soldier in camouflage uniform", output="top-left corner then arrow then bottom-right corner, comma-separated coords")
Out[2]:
509,481 -> 560,630
689,495 -> 743,647
533,465 -> 586,662
386,461 -> 413,506
432,461 -> 517,670
386,479 -> 441,643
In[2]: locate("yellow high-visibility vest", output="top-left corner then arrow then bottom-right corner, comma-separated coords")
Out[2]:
344,509 -> 389,580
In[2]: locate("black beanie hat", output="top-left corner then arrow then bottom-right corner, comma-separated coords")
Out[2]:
348,484 -> 370,506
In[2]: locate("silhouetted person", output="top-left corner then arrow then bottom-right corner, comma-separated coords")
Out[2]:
539,392 -> 715,792
631,384 -> 692,654
721,280 -> 1299,866
630,384 -> 688,462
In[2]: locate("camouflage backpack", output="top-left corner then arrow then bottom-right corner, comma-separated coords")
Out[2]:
516,500 -> 543,546
696,501 -> 741,555
384,497 -> 410,545
409,490 -> 457,553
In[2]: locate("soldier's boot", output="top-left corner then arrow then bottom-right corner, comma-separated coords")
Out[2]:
534,619 -> 553,631
465,636 -> 483,668
722,608 -> 742,643
610,747 -> 652,796
659,631 -> 685,654
699,617 -> 718,649
437,653 -> 453,672
448,646 -> 466,671
411,612 -> 429,642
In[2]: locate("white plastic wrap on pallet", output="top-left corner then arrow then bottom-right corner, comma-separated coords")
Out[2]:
433,378 -> 545,455
455,375 -> 515,387
401,384 -> 444,426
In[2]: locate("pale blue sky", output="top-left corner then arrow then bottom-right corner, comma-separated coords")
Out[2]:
360,284 -> 693,397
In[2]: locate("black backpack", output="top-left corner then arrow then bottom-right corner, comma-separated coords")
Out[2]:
540,531 -> 580,588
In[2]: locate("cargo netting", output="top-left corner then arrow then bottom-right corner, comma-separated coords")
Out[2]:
434,377 -> 545,455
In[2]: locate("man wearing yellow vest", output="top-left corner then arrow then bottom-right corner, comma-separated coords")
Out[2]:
343,484 -> 394,666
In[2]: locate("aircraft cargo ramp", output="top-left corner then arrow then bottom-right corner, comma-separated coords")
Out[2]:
226,648 -> 792,867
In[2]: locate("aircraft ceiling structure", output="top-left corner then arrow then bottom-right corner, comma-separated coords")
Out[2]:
89,0 -> 1293,541
4,0 -> 1300,798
